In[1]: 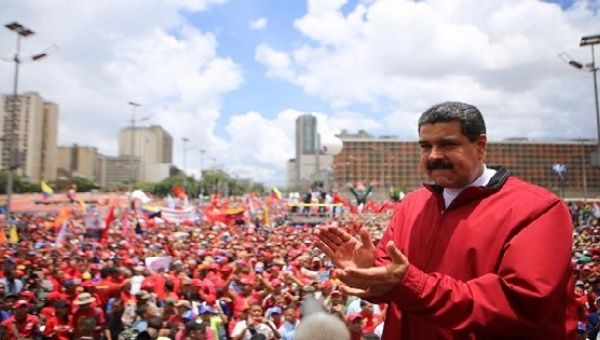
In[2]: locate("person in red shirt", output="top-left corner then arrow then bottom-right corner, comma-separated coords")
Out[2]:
71,292 -> 106,339
42,299 -> 73,340
94,267 -> 122,309
0,300 -> 41,340
317,101 -> 576,339
358,300 -> 381,334
347,313 -> 364,340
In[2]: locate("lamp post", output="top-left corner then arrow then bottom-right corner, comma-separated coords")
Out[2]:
580,34 -> 600,163
127,101 -> 141,187
199,149 -> 205,179
562,34 -> 600,163
4,22 -> 47,218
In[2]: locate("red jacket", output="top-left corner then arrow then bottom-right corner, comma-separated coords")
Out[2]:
373,168 -> 576,339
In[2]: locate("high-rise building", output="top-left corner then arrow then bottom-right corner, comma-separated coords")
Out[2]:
118,125 -> 173,182
57,145 -> 99,182
296,114 -> 317,157
287,114 -> 334,189
333,131 -> 600,197
0,92 -> 59,181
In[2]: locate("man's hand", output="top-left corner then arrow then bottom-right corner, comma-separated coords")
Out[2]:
314,226 -> 375,270
337,241 -> 409,298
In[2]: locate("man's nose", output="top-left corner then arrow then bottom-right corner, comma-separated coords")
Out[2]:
428,145 -> 444,159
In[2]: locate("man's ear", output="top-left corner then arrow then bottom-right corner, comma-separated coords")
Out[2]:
475,134 -> 487,160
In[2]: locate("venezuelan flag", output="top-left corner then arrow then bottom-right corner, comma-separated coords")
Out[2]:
41,181 -> 54,198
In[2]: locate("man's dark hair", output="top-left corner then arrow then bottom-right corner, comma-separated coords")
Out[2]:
100,266 -> 114,279
418,101 -> 486,141
147,315 -> 163,330
185,320 -> 207,333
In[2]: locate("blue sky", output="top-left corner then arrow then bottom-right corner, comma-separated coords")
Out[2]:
1,0 -> 599,185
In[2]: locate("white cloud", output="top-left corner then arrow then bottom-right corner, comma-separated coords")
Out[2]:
250,17 -> 268,30
222,108 -> 380,185
0,0 -> 240,177
255,0 -> 600,140
255,44 -> 296,80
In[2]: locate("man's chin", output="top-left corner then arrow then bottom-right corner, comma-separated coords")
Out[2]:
431,176 -> 458,188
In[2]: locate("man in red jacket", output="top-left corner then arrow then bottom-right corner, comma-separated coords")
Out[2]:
316,101 -> 576,339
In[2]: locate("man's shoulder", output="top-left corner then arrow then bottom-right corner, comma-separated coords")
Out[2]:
0,316 -> 14,325
501,176 -> 561,204
26,314 -> 40,323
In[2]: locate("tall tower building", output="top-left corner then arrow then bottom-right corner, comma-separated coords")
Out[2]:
0,92 -> 59,181
295,114 -> 318,158
287,114 -> 333,189
118,125 -> 173,182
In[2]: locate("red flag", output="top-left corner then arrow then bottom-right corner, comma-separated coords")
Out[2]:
172,185 -> 186,199
100,206 -> 115,244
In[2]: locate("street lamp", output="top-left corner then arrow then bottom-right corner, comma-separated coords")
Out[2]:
581,34 -> 600,163
561,34 -> 600,163
199,149 -> 205,179
127,101 -> 141,187
182,137 -> 189,172
4,22 -> 48,218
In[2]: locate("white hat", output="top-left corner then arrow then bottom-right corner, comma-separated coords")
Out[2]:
74,292 -> 96,305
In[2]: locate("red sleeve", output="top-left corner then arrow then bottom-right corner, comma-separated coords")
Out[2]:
377,200 -> 574,333
42,317 -> 57,336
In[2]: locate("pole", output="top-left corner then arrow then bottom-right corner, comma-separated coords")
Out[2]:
592,45 -> 600,162
128,102 -> 140,188
582,141 -> 589,202
380,144 -> 385,192
199,149 -> 205,179
316,134 -> 321,187
182,138 -> 189,189
6,33 -> 22,219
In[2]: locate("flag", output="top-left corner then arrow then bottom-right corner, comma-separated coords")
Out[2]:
0,227 -> 6,245
272,186 -> 282,200
41,181 -> 54,197
54,207 -> 72,230
9,225 -> 18,244
100,206 -> 115,244
172,185 -> 186,200
552,163 -> 567,179
54,221 -> 68,247
262,204 -> 270,225
79,200 -> 87,213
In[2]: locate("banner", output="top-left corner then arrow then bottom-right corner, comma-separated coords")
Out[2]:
161,206 -> 197,224
145,256 -> 171,272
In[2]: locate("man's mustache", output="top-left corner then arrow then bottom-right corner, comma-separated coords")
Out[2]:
426,160 -> 454,170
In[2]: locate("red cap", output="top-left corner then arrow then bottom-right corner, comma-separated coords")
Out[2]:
19,290 -> 35,300
46,291 -> 62,301
14,300 -> 29,308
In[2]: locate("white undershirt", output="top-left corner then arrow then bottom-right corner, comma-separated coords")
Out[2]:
442,165 -> 497,208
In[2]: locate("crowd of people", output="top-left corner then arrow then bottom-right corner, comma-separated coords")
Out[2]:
0,191 -> 395,340
569,201 -> 600,339
0,188 -> 595,339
